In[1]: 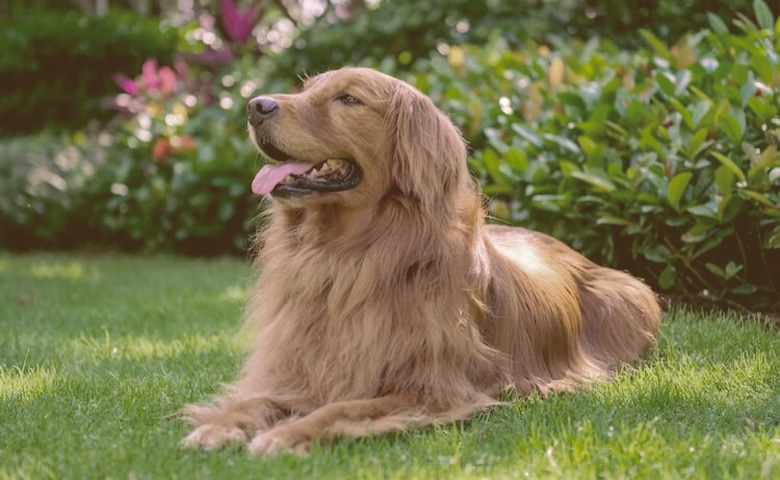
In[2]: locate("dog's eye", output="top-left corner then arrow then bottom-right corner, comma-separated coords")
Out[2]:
336,94 -> 362,106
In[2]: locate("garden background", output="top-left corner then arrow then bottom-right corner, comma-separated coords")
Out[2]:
1,0 -> 779,314
1,1 -> 780,478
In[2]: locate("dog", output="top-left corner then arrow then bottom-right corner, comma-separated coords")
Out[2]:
182,67 -> 661,454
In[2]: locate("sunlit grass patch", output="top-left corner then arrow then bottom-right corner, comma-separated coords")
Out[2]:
0,365 -> 58,400
0,253 -> 778,479
29,261 -> 97,281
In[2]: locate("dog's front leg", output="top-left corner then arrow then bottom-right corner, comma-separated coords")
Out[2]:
248,395 -> 419,454
181,395 -> 289,450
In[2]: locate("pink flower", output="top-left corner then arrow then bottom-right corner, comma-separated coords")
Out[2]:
113,74 -> 138,95
115,58 -> 179,98
142,58 -> 161,91
221,0 -> 260,45
158,66 -> 177,96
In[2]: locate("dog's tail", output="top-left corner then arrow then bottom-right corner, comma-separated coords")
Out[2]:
579,267 -> 662,369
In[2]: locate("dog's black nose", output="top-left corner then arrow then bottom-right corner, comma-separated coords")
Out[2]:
247,97 -> 279,126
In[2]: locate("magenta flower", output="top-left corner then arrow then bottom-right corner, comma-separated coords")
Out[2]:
221,0 -> 260,45
113,74 -> 138,95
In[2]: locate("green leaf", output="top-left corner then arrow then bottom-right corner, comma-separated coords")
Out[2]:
714,165 -> 735,197
198,143 -> 216,163
531,167 -> 550,183
682,223 -> 714,243
559,160 -> 581,175
484,127 -> 508,153
754,0 -> 775,30
644,244 -> 672,263
578,136 -> 605,166
747,97 -> 767,122
710,152 -> 746,183
640,29 -> 671,60
731,284 -> 758,294
504,147 -> 528,172
732,64 -> 750,86
689,128 -> 710,158
578,135 -> 598,157
718,114 -> 743,144
668,172 -> 692,211
511,123 -> 543,148
570,171 -> 616,192
218,202 -> 235,222
674,70 -> 692,96
724,261 -> 744,279
481,148 -> 511,183
668,98 -> 694,130
764,230 -> 780,248
718,195 -> 744,223
228,183 -> 245,198
658,264 -> 676,290
748,145 -> 779,181
558,92 -> 587,111
542,133 -> 581,155
691,100 -> 712,129
738,189 -> 776,207
654,72 -> 676,97
707,13 -> 729,34
483,184 -> 517,196
750,53 -> 773,84
705,262 -> 726,278
596,215 -> 632,226
605,121 -> 629,139
687,204 -> 719,219
640,128 -> 666,158
531,194 -> 565,212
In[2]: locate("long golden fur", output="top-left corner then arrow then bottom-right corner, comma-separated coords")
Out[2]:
182,67 -> 662,454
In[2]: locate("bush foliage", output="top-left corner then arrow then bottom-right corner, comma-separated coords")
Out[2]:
1,0 -> 778,312
0,10 -> 176,135
268,0 -> 778,79
0,56 -> 274,255
411,5 -> 779,311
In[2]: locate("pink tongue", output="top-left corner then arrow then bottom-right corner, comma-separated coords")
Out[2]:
251,162 -> 314,195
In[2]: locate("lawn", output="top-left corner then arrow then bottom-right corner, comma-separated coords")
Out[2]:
1,253 -> 778,479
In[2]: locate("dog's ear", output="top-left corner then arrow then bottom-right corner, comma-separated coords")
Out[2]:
386,85 -> 466,209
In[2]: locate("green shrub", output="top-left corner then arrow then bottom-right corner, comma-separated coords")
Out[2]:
0,10 -> 176,136
0,134 -> 98,250
267,0 -> 778,79
569,0 -> 778,46
402,1 -> 779,311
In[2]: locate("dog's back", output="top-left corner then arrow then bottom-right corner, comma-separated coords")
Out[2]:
481,225 -> 661,394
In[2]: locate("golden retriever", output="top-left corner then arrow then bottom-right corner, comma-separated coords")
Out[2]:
182,67 -> 661,454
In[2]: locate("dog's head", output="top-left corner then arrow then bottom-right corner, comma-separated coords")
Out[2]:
247,67 -> 466,210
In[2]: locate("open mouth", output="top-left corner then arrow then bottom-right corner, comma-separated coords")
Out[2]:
251,140 -> 362,197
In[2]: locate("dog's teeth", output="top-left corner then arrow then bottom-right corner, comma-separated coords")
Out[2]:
284,175 -> 293,182
319,162 -> 333,174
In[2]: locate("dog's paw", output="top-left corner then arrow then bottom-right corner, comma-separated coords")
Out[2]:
181,423 -> 247,451
248,428 -> 310,455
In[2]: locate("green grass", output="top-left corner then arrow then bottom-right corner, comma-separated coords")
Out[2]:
1,253 -> 778,479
